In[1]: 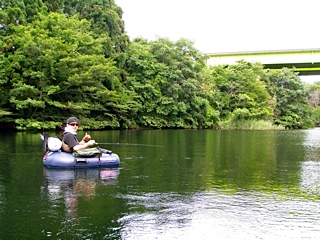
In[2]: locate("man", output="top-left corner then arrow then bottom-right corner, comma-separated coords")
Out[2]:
61,117 -> 96,152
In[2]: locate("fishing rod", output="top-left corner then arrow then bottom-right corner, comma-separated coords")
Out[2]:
96,142 -> 164,148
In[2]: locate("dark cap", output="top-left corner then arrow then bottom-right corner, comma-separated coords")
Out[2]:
67,117 -> 79,124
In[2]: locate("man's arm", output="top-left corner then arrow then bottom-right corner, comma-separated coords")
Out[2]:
73,140 -> 96,151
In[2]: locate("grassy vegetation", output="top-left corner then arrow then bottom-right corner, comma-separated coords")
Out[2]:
218,119 -> 285,130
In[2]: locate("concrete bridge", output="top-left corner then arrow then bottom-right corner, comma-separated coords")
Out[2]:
206,48 -> 320,75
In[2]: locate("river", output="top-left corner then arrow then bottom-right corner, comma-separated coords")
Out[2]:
0,129 -> 320,239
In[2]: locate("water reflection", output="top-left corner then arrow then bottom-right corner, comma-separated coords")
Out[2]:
115,130 -> 320,240
2,130 -> 320,239
300,129 -> 320,196
43,168 -> 120,219
302,128 -> 320,162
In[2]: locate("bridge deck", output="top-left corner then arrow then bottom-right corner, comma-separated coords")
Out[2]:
206,48 -> 320,75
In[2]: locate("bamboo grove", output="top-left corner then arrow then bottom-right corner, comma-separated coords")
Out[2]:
0,0 -> 318,130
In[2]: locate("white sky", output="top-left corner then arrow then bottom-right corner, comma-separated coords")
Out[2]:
115,0 -> 320,53
115,0 -> 320,83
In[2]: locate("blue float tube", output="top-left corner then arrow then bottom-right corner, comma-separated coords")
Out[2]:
43,151 -> 120,169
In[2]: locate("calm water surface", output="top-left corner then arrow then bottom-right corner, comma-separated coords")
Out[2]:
0,129 -> 320,239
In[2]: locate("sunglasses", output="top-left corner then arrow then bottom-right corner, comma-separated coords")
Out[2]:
69,123 -> 79,127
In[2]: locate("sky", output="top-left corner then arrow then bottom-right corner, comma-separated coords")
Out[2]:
115,0 -> 320,82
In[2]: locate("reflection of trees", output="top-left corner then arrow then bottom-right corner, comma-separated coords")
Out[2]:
205,130 -> 279,190
214,130 -> 309,192
129,130 -> 307,194
302,129 -> 320,162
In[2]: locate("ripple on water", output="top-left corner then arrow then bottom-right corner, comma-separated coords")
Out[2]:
300,161 -> 320,195
118,190 -> 320,240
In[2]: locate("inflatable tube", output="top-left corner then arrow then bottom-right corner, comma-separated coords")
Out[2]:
43,151 -> 120,169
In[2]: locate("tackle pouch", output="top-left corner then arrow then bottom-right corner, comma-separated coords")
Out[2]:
73,147 -> 101,158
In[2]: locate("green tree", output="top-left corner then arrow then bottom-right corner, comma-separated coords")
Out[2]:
263,68 -> 311,128
305,81 -> 320,126
306,81 -> 320,108
0,0 -> 47,35
0,38 -> 13,123
124,38 -> 214,129
4,12 -> 136,130
50,0 -> 129,56
0,0 -> 27,34
210,61 -> 274,123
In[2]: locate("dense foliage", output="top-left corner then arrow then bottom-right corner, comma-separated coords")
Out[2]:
0,0 -> 317,130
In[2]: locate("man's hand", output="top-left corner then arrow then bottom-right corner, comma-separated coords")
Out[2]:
87,140 -> 96,147
82,133 -> 91,142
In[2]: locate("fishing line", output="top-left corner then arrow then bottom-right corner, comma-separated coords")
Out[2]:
96,142 -> 164,148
